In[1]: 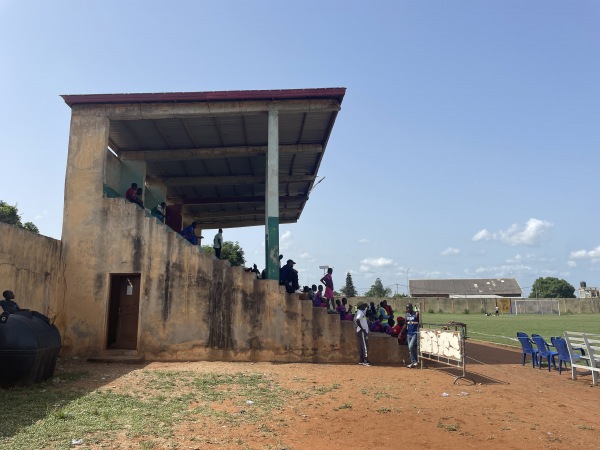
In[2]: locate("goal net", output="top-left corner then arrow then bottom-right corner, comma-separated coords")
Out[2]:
512,299 -> 561,315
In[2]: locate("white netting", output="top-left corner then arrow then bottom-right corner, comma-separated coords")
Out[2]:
512,299 -> 561,315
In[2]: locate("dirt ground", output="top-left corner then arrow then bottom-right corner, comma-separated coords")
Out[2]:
57,341 -> 600,449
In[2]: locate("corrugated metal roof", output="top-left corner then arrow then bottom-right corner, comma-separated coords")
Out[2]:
62,88 -> 345,228
409,278 -> 522,297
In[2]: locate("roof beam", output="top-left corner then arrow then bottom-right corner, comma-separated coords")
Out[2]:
164,174 -> 314,187
185,207 -> 302,220
119,144 -> 322,161
170,195 -> 308,206
193,217 -> 298,229
71,99 -> 341,120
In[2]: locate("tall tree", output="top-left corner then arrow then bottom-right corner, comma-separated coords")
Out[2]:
202,241 -> 246,266
340,272 -> 358,297
529,277 -> 575,298
365,278 -> 391,298
0,200 -> 39,234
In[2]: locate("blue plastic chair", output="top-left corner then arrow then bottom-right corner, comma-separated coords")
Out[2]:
517,332 -> 538,368
551,336 -> 588,375
532,334 -> 558,371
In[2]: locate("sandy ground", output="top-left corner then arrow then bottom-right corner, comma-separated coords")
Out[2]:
56,341 -> 600,450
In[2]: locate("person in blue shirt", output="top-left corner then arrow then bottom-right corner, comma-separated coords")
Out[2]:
402,303 -> 420,368
180,222 -> 202,245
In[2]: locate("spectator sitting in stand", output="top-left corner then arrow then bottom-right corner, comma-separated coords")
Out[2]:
378,301 -> 391,322
383,300 -> 394,317
384,318 -> 395,334
367,302 -> 378,321
369,316 -> 382,333
313,285 -> 326,307
340,297 -> 352,320
308,284 -> 316,301
133,188 -> 144,208
335,299 -> 347,319
250,264 -> 261,279
179,222 -> 202,245
151,202 -> 166,222
1,290 -> 21,314
299,286 -> 310,300
125,183 -> 138,203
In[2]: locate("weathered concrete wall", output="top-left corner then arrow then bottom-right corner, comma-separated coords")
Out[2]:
60,197 -> 405,364
0,223 -> 64,328
351,296 -> 600,315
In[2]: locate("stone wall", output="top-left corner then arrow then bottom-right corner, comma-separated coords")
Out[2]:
0,222 -> 64,327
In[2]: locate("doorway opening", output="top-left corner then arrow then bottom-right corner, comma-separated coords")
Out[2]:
107,274 -> 141,350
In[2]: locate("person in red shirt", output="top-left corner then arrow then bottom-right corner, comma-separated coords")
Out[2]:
125,183 -> 138,203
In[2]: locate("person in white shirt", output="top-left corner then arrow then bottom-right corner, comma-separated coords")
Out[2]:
354,303 -> 371,366
213,228 -> 223,258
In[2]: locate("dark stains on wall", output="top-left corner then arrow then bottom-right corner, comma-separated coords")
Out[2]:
94,273 -> 104,297
132,236 -> 144,272
162,261 -> 171,322
207,263 -> 234,349
241,284 -> 264,350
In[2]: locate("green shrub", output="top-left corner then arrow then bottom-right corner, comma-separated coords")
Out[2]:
427,308 -> 435,314
463,308 -> 470,314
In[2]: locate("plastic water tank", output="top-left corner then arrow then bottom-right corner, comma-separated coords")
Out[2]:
0,310 -> 61,388
581,281 -> 587,288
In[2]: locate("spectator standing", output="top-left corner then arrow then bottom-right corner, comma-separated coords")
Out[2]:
354,303 -> 371,366
280,259 -> 299,294
402,303 -> 420,368
320,267 -> 335,311
213,228 -> 223,258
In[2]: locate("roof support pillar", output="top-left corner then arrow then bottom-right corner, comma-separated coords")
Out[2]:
265,109 -> 280,280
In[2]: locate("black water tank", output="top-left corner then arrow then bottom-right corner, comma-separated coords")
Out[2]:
581,281 -> 587,288
0,310 -> 61,388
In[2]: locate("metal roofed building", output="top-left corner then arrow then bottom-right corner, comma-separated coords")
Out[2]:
409,278 -> 522,298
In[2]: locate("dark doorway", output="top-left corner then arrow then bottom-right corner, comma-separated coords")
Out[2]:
107,274 -> 140,350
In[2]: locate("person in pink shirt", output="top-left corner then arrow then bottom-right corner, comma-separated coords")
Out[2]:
320,267 -> 334,311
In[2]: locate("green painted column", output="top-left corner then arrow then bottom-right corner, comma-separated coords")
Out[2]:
265,109 -> 280,280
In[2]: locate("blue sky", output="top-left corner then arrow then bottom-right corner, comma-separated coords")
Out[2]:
1,1 -> 599,296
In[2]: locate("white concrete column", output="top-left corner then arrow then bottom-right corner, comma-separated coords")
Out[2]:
265,109 -> 280,280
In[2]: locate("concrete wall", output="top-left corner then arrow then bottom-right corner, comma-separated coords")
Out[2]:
0,223 -> 64,327
350,296 -> 600,315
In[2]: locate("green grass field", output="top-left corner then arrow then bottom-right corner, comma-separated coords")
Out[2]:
418,312 -> 600,347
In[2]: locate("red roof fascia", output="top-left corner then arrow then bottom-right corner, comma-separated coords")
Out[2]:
61,88 -> 346,107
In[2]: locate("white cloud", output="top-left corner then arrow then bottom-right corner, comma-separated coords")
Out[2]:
472,229 -> 491,241
358,238 -> 370,244
569,245 -> 600,260
567,260 -> 577,267
359,257 -> 394,272
440,247 -> 460,256
472,218 -> 553,246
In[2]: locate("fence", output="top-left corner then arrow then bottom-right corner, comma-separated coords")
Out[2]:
418,322 -> 474,384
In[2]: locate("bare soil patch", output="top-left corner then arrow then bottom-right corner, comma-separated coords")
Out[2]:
55,341 -> 599,449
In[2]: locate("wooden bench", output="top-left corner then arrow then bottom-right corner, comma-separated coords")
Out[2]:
563,332 -> 600,386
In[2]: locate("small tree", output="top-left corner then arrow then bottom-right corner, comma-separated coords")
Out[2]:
365,278 -> 391,298
340,272 -> 358,297
202,241 -> 246,266
0,200 -> 39,234
529,277 -> 575,298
